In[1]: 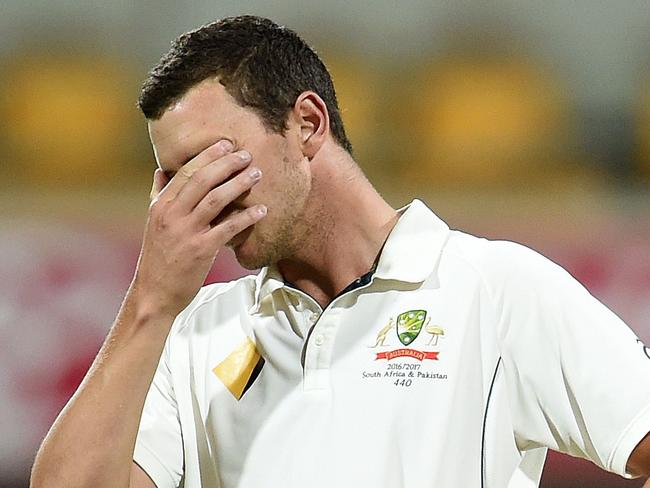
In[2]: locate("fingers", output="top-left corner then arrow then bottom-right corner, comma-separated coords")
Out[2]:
159,139 -> 235,201
151,139 -> 266,244
207,204 -> 267,243
192,164 -> 263,226
174,149 -> 254,213
150,168 -> 169,202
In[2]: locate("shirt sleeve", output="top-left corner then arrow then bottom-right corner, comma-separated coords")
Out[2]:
487,240 -> 650,478
133,340 -> 184,488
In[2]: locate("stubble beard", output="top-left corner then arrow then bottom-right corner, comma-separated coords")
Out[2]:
235,203 -> 310,270
235,159 -> 312,271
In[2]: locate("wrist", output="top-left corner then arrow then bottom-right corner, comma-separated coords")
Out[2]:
122,281 -> 179,328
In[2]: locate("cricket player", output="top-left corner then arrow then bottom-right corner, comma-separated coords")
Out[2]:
31,15 -> 650,488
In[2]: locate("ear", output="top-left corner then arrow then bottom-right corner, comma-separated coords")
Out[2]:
292,91 -> 330,159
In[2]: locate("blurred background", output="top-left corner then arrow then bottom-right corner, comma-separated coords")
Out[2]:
1,1 -> 649,487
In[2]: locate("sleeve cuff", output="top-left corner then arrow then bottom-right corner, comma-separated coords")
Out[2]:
133,441 -> 179,488
608,400 -> 650,478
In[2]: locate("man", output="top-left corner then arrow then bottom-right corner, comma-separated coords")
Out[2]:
31,15 -> 650,488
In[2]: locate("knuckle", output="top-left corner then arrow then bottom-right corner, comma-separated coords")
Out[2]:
150,212 -> 170,233
157,209 -> 175,228
178,166 -> 194,179
148,200 -> 178,231
187,238 -> 204,255
205,189 -> 222,208
223,219 -> 238,235
149,197 -> 165,215
191,171 -> 208,187
197,233 -> 216,252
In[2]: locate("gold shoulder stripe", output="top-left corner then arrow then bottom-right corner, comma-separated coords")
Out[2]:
212,337 -> 262,400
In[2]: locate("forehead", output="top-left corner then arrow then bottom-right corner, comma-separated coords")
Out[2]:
147,78 -> 263,172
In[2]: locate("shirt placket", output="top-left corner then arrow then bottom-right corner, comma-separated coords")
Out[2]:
302,306 -> 339,391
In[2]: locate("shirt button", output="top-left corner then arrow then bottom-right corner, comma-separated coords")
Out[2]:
314,334 -> 325,346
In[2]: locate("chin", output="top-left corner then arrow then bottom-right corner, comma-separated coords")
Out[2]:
234,251 -> 268,271
232,237 -> 268,270
234,252 -> 261,270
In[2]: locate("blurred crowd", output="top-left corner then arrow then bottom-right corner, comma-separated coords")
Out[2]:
2,41 -> 650,195
1,5 -> 649,488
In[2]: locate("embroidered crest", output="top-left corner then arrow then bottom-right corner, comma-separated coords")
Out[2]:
396,309 -> 427,346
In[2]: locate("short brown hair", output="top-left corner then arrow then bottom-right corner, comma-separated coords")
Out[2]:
138,15 -> 352,154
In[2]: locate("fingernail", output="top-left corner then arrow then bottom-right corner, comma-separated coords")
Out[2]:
249,168 -> 262,180
257,205 -> 267,216
237,150 -> 252,162
219,140 -> 234,152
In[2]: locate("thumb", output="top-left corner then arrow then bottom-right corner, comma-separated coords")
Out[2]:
150,168 -> 169,201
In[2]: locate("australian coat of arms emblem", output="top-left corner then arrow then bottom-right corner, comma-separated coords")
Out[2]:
372,309 -> 443,361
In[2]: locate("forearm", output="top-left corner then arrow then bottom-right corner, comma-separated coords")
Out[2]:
31,140 -> 264,487
30,289 -> 175,488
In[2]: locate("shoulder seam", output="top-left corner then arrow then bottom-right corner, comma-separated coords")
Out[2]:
444,243 -> 503,351
445,243 -> 499,310
170,275 -> 255,338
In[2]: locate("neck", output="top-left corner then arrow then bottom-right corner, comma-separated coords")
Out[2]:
277,151 -> 398,308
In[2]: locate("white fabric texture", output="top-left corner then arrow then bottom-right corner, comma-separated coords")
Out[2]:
133,199 -> 650,488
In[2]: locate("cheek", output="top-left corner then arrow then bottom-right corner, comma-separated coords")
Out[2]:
254,163 -> 285,199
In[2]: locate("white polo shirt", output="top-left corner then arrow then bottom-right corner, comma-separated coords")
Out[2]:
134,199 -> 650,488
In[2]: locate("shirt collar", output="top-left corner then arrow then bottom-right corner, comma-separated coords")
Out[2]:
250,264 -> 285,314
373,199 -> 450,282
249,199 -> 450,313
